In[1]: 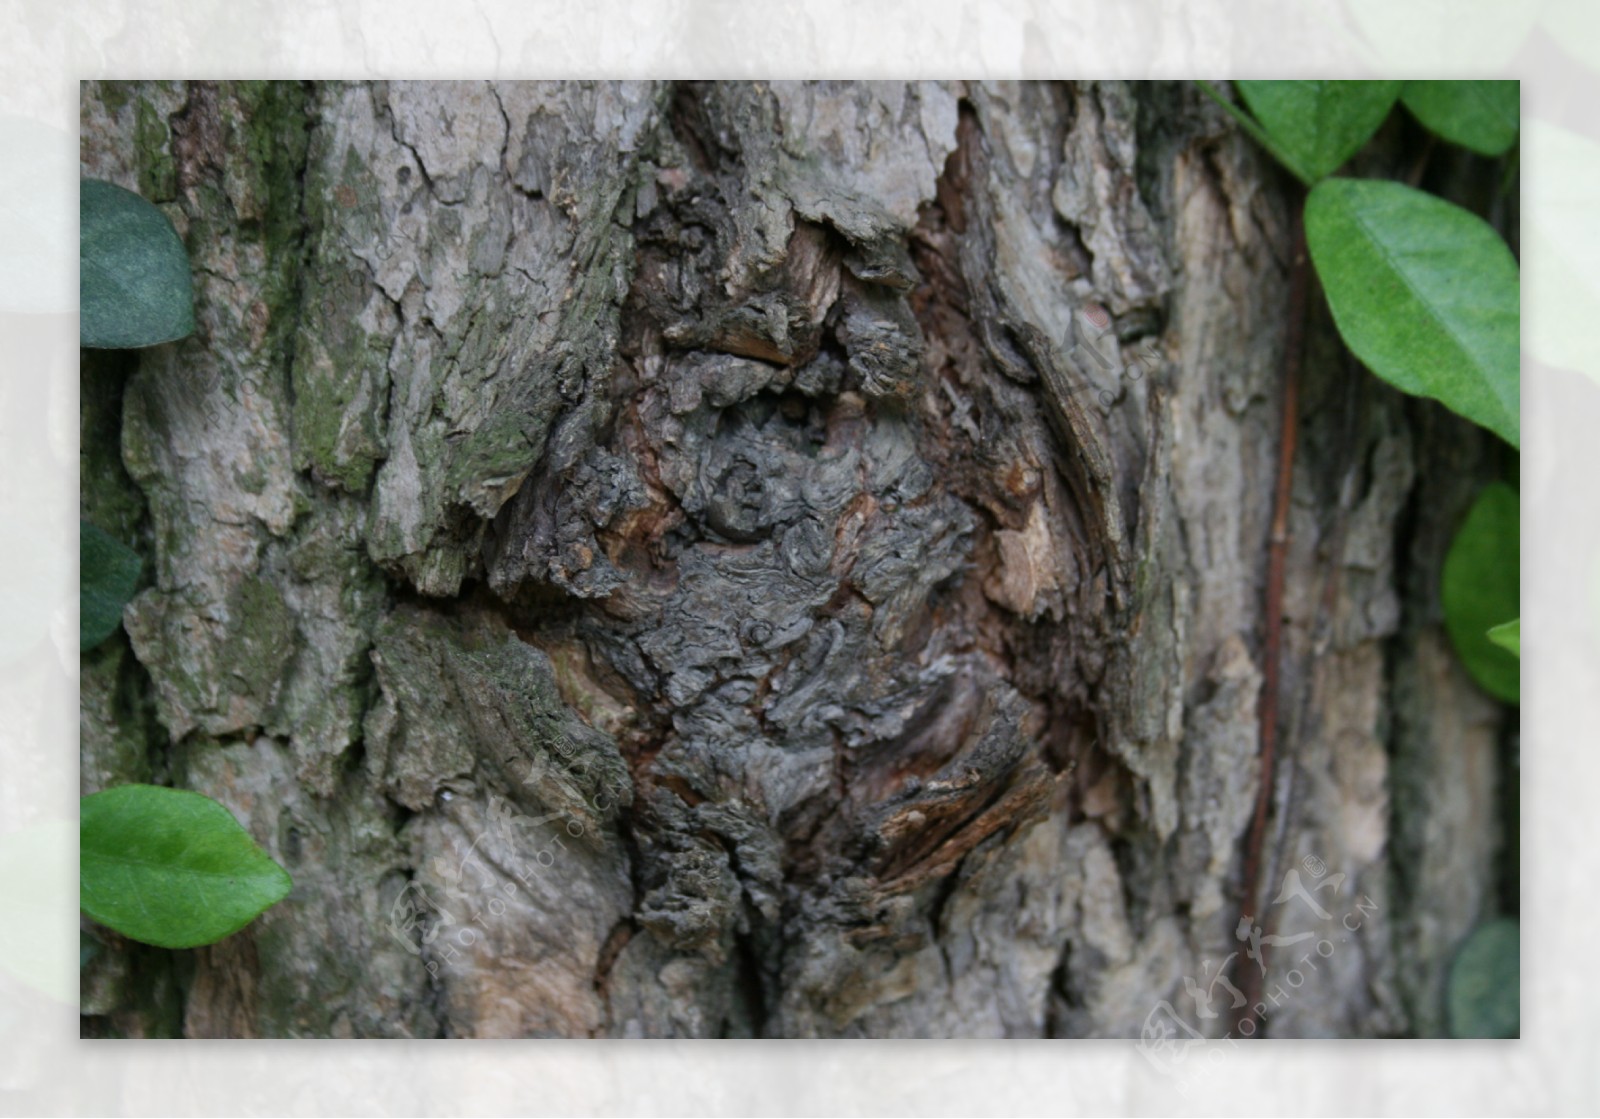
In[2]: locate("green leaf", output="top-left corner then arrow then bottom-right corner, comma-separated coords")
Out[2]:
80,785 -> 292,950
1487,618 -> 1520,658
1442,483 -> 1520,703
80,178 -> 194,349
1402,81 -> 1519,157
80,520 -> 141,651
1305,178 -> 1520,447
1447,918 -> 1519,1038
1234,81 -> 1401,184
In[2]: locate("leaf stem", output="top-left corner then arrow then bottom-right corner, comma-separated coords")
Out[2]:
1406,130 -> 1438,188
1197,80 -> 1310,185
1233,198 -> 1310,1036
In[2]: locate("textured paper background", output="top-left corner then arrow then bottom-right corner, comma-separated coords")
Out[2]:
0,0 -> 1592,1113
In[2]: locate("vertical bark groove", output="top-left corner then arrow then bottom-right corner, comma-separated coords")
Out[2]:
78,80 -> 1511,1039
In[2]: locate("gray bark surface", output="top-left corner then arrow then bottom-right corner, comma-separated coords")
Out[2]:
78,80 -> 1510,1038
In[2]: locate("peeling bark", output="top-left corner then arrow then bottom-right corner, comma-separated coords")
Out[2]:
79,80 -> 1512,1038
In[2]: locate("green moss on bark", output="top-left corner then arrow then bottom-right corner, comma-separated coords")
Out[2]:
133,98 -> 176,202
222,577 -> 296,702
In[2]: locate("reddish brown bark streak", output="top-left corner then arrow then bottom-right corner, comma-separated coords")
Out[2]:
1235,200 -> 1309,1032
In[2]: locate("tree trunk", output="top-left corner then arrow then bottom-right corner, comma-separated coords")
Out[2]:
79,80 -> 1512,1039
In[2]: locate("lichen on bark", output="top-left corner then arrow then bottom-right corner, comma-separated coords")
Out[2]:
79,80 -> 1513,1039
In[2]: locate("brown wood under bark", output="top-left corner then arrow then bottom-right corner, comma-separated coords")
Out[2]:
78,80 -> 1512,1039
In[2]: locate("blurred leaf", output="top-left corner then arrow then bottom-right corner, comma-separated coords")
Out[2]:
1525,121 -> 1600,386
0,507 -> 66,668
1306,178 -> 1520,447
1442,483 -> 1521,703
1487,618 -> 1520,658
0,116 -> 75,313
1447,918 -> 1520,1038
0,819 -> 76,1003
1344,0 -> 1539,71
80,520 -> 141,651
1541,0 -> 1600,71
1402,81 -> 1519,157
80,178 -> 194,349
80,785 -> 292,950
1235,81 -> 1401,183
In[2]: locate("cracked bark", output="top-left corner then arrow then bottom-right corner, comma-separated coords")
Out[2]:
79,80 -> 1512,1038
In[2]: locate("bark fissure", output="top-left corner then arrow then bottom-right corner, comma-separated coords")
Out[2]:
78,79 -> 1512,1040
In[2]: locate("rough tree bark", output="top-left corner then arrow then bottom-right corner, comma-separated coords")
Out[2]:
79,80 -> 1513,1039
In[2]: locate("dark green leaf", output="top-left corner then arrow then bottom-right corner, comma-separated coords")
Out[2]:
80,520 -> 141,651
1442,483 -> 1520,703
1487,618 -> 1520,658
80,178 -> 194,349
1306,178 -> 1520,447
80,785 -> 292,950
1235,81 -> 1401,183
1447,918 -> 1519,1038
1402,81 -> 1519,157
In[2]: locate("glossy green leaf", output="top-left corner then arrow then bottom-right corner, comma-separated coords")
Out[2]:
1442,483 -> 1520,703
80,178 -> 194,349
80,785 -> 292,950
80,520 -> 141,651
1235,81 -> 1401,183
1402,81 -> 1519,157
1306,178 -> 1520,447
1487,618 -> 1520,658
1447,918 -> 1519,1038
